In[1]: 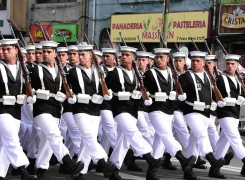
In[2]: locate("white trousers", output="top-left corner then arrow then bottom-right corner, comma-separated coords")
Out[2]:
172,111 -> 190,150
34,113 -> 69,169
0,114 -> 29,177
214,117 -> 245,160
149,111 -> 182,159
208,115 -> 219,149
185,113 -> 213,158
137,111 -> 154,146
62,112 -> 81,156
60,116 -> 67,141
100,110 -> 117,153
74,113 -> 107,174
110,113 -> 152,169
26,104 -> 41,159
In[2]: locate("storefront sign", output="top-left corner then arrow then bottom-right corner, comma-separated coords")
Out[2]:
0,10 -> 11,35
52,24 -> 78,42
111,11 -> 210,43
30,24 -> 53,42
219,4 -> 245,34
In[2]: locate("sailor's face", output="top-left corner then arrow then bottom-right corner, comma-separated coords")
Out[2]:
26,50 -> 36,62
0,47 -> 3,60
79,51 -> 91,66
226,61 -> 238,74
43,48 -> 56,64
191,58 -> 205,72
2,45 -> 17,61
120,52 -> 134,66
137,57 -> 149,69
206,60 -> 216,72
103,54 -> 115,67
35,50 -> 43,63
58,52 -> 68,65
156,54 -> 169,69
69,51 -> 79,65
174,58 -> 185,71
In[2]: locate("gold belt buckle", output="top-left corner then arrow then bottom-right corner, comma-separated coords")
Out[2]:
205,105 -> 210,109
50,93 -> 55,98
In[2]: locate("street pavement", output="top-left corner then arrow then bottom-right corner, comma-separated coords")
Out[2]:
4,137 -> 245,180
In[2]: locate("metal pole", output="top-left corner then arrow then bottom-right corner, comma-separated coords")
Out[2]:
163,0 -> 169,46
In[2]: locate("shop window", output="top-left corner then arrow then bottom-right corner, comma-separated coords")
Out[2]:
37,0 -> 76,3
0,0 -> 7,10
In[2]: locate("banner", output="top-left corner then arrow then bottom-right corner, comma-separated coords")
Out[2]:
219,4 -> 245,34
111,11 -> 210,43
30,24 -> 52,42
52,24 -> 78,42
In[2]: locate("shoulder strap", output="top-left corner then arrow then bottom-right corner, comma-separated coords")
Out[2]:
166,67 -> 173,91
0,63 -> 9,95
150,69 -> 161,92
189,71 -> 200,101
116,67 -> 125,91
93,68 -> 99,93
222,75 -> 232,97
37,65 -> 45,90
76,67 -> 85,94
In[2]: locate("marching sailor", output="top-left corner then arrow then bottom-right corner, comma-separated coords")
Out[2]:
34,43 -> 43,64
214,54 -> 245,178
0,38 -> 37,180
106,46 -> 163,180
30,40 -> 84,180
143,48 -> 196,180
67,44 -> 115,180
179,51 -> 225,179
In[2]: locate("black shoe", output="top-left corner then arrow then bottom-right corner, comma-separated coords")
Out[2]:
36,168 -> 46,180
17,166 -> 38,180
206,153 -> 225,174
58,164 -> 69,174
193,164 -> 207,169
62,154 -> 84,178
209,168 -> 227,179
224,152 -> 234,165
27,158 -> 37,175
127,162 -> 143,172
241,158 -> 245,176
11,165 -> 20,176
162,153 -> 177,170
73,154 -> 78,160
196,156 -> 206,165
97,159 -> 115,178
109,167 -> 122,180
146,168 -> 162,180
183,170 -> 200,180
175,151 -> 196,172
0,177 -> 3,180
143,153 -> 165,170
95,164 -> 103,173
88,161 -> 96,172
49,154 -> 59,165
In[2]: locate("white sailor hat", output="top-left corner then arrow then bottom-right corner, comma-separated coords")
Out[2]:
172,52 -> 186,59
102,48 -> 117,54
205,55 -> 216,60
0,39 -> 18,46
136,51 -> 150,57
154,48 -> 171,55
120,46 -> 137,53
35,43 -> 42,50
149,53 -> 155,60
57,47 -> 68,52
225,54 -> 241,61
77,44 -> 94,51
40,41 -> 59,49
25,45 -> 36,51
68,45 -> 78,52
189,51 -> 206,58
94,50 -> 103,57
20,47 -> 27,54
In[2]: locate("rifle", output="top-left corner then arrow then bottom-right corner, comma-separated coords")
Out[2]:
9,23 -> 33,98
93,36 -> 99,50
19,32 -> 26,47
137,35 -> 146,52
158,30 -> 183,96
0,31 -> 4,39
191,38 -> 223,102
28,29 -> 35,45
44,28 -> 51,41
215,36 -> 245,94
174,42 -> 180,52
119,32 -> 149,101
82,30 -> 109,96
74,34 -> 80,45
191,38 -> 199,51
62,32 -> 68,47
204,39 -> 219,77
38,21 -> 47,41
105,28 -> 119,66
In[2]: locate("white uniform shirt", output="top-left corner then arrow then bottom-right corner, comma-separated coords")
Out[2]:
8,64 -> 17,80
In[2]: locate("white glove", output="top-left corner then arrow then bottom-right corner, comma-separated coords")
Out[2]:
68,95 -> 77,104
144,97 -> 153,106
217,100 -> 226,108
32,88 -> 36,94
178,93 -> 187,101
27,95 -> 36,104
236,96 -> 245,106
104,89 -> 113,101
